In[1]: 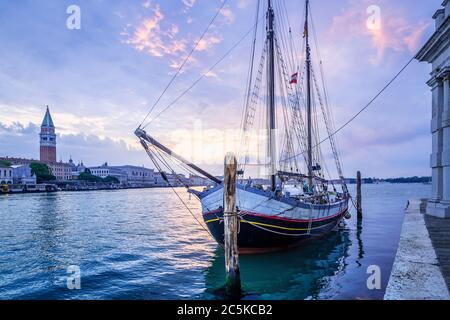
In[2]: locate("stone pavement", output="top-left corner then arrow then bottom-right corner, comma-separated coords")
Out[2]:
384,200 -> 450,300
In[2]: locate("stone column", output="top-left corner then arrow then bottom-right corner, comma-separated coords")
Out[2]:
428,74 -> 450,218
430,77 -> 444,202
442,75 -> 450,203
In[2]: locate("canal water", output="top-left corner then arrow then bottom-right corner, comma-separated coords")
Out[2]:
0,183 -> 430,300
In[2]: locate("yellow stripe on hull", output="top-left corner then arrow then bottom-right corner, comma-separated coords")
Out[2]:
205,217 -> 337,231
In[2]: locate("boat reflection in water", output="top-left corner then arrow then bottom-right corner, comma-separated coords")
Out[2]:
203,228 -> 351,300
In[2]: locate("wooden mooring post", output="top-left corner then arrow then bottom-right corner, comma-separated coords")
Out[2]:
223,152 -> 241,299
356,171 -> 362,219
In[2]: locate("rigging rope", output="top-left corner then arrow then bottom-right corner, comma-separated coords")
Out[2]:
140,0 -> 229,128
144,26 -> 257,127
282,55 -> 416,163
140,139 -> 219,243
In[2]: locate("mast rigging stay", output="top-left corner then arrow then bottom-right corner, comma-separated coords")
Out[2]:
135,128 -> 221,184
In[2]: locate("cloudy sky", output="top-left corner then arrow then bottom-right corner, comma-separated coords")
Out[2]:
0,0 -> 442,178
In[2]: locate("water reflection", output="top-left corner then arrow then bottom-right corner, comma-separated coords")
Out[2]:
355,219 -> 365,267
0,184 -> 430,299
203,228 -> 351,300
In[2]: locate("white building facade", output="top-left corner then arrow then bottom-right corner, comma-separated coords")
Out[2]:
11,165 -> 37,185
188,174 -> 214,187
89,164 -> 127,184
416,0 -> 450,218
110,165 -> 155,186
0,166 -> 13,184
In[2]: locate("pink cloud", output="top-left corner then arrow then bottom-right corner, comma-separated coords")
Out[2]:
329,1 -> 430,64
219,6 -> 235,25
125,1 -> 223,69
126,3 -> 187,58
196,35 -> 222,51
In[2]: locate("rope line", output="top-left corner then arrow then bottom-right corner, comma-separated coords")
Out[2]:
139,139 -> 219,243
241,217 -> 316,237
145,26 -> 256,126
282,55 -> 416,162
140,0 -> 229,128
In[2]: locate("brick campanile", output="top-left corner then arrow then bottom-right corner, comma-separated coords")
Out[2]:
39,106 -> 57,163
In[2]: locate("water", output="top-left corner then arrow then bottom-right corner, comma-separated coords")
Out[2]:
0,183 -> 430,300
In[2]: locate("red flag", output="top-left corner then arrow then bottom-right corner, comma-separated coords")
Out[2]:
290,73 -> 298,84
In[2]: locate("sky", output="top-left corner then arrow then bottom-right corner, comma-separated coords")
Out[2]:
0,0 -> 443,178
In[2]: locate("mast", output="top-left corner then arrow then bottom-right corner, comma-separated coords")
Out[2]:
267,0 -> 276,191
305,0 -> 313,189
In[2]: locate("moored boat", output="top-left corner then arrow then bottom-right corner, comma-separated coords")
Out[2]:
9,185 -> 25,193
198,184 -> 348,253
135,0 -> 350,253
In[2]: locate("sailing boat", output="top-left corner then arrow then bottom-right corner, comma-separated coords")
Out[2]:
135,0 -> 350,254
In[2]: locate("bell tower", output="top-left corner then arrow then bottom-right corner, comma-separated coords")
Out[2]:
39,106 -> 57,163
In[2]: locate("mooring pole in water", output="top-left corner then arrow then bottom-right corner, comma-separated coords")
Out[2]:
223,152 -> 241,299
356,171 -> 362,219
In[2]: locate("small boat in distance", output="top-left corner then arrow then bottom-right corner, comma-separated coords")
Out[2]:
135,0 -> 350,253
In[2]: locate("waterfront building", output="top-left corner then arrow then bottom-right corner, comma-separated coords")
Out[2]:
48,162 -> 72,181
0,157 -> 38,166
11,165 -> 36,185
39,106 -> 57,163
0,157 -> 71,181
416,0 -> 450,218
89,164 -> 190,187
110,165 -> 155,186
153,171 -> 168,186
89,163 -> 128,184
166,172 -> 188,187
69,160 -> 88,180
188,174 -> 213,186
0,165 -> 13,185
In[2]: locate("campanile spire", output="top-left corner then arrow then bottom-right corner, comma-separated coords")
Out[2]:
39,106 -> 57,163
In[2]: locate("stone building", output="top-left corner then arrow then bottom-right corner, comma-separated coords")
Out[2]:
109,165 -> 155,186
68,159 -> 87,180
188,174 -> 214,187
0,165 -> 13,184
48,162 -> 72,181
39,106 -> 57,163
89,163 -> 128,184
416,0 -> 450,218
0,156 -> 70,181
11,165 -> 36,185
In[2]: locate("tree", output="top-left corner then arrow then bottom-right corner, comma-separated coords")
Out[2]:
78,172 -> 103,182
30,162 -> 56,184
103,176 -> 120,184
0,160 -> 11,167
78,173 -> 120,184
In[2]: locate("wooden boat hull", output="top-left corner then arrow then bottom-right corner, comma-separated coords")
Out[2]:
203,208 -> 346,254
198,185 -> 349,254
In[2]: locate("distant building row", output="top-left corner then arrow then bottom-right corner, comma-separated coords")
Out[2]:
0,157 -> 212,187
88,163 -> 212,187
1,107 -> 213,187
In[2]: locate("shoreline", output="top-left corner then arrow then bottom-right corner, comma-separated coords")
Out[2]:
0,184 -> 206,195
